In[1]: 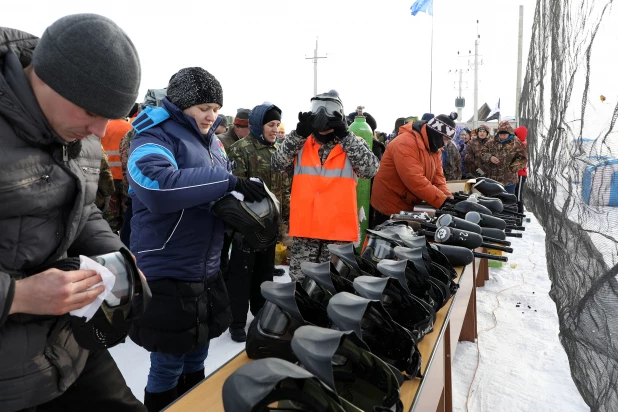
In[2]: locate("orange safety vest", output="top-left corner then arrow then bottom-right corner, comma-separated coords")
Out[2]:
101,119 -> 132,180
288,135 -> 359,242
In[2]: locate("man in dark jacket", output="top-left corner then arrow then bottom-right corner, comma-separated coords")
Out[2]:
0,15 -> 144,411
217,108 -> 251,152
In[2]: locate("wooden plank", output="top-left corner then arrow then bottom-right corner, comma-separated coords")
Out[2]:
444,322 -> 453,412
450,263 -> 476,345
166,353 -> 251,412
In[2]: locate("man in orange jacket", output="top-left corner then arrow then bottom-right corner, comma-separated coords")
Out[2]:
371,113 -> 457,228
271,90 -> 379,281
100,109 -> 136,232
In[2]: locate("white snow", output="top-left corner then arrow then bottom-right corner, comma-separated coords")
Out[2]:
110,214 -> 589,411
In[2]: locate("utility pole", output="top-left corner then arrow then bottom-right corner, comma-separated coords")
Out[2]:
457,69 -> 464,120
305,38 -> 327,97
515,5 -> 524,127
473,34 -> 479,129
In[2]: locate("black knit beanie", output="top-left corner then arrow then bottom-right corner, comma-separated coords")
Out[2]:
33,14 -> 141,120
262,107 -> 282,125
167,67 -> 223,111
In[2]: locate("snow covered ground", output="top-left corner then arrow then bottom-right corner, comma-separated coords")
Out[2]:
110,213 -> 589,411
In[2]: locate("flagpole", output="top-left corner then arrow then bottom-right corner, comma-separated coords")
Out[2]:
429,9 -> 434,112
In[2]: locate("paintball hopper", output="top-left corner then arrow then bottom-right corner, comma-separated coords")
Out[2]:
465,211 -> 507,230
436,213 -> 482,234
473,179 -> 506,197
429,244 -> 475,267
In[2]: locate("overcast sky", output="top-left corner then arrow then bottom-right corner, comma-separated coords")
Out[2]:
3,0 -> 537,132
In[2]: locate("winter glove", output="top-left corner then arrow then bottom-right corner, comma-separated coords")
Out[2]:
327,112 -> 348,138
440,197 -> 457,209
235,179 -> 268,203
296,111 -> 313,138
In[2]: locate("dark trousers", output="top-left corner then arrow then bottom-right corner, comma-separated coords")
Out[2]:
120,198 -> 132,249
370,209 -> 391,230
219,232 -> 233,275
225,235 -> 275,330
515,175 -> 527,214
23,349 -> 145,411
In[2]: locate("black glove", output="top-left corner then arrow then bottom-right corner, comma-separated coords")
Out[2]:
296,111 -> 313,138
441,197 -> 457,209
235,179 -> 268,203
327,112 -> 348,138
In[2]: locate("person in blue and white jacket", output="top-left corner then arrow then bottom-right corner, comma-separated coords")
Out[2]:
126,67 -> 268,411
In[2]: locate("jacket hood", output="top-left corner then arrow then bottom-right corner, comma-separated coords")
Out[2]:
249,102 -> 281,145
514,126 -> 527,143
0,28 -> 38,67
0,30 -> 71,150
408,120 -> 430,151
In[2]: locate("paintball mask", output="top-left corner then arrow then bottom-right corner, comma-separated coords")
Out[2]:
212,186 -> 280,250
222,357 -> 351,412
71,248 -> 151,350
310,90 -> 345,141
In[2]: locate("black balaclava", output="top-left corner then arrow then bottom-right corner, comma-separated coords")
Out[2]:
425,113 -> 457,153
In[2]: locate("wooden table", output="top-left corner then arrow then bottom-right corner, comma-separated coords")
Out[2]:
168,262 -> 479,412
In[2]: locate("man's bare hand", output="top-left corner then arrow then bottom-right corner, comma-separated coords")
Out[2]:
490,156 -> 500,165
10,269 -> 104,316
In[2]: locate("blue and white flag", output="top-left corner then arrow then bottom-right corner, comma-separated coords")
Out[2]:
410,0 -> 433,16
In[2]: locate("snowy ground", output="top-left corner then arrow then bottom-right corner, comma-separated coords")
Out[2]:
452,213 -> 588,412
110,213 -> 590,411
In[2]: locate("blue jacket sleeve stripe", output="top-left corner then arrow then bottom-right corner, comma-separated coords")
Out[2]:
128,143 -> 178,190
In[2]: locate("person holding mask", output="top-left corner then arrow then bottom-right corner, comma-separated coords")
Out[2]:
371,113 -> 457,227
127,67 -> 267,411
272,90 -> 379,281
0,14 -> 145,411
226,103 -> 289,342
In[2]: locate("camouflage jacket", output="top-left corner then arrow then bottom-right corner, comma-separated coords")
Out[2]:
271,130 -> 379,179
228,134 -> 291,222
95,145 -> 115,213
477,135 -> 528,185
119,128 -> 135,215
442,139 -> 462,181
217,127 -> 241,152
464,137 -> 491,178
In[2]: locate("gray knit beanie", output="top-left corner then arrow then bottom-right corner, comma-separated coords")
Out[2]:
167,67 -> 223,111
33,14 -> 141,120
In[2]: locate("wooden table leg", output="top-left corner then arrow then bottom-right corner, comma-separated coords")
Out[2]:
444,322 -> 452,412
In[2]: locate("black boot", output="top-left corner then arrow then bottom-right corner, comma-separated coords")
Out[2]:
177,369 -> 206,397
144,386 -> 178,412
230,327 -> 247,342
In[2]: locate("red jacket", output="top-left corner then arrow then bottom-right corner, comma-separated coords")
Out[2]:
514,126 -> 528,177
371,121 -> 451,215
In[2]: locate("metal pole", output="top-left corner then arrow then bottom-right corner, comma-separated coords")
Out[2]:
314,39 -> 318,96
430,14 -> 434,112
457,69 -> 463,120
515,5 -> 524,127
473,37 -> 479,129
305,37 -> 327,97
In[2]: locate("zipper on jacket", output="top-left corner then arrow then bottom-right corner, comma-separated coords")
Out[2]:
82,166 -> 100,174
0,175 -> 50,194
196,297 -> 201,342
62,146 -> 68,162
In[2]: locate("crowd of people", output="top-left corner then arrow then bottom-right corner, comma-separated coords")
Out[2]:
0,13 -> 529,412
